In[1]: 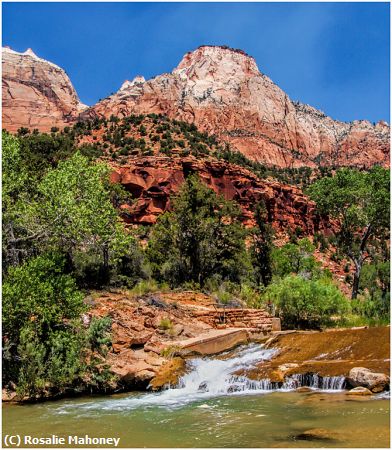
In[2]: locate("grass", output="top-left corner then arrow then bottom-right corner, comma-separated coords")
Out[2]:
128,279 -> 170,297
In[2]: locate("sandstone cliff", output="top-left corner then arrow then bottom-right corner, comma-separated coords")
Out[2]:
110,155 -> 332,235
83,45 -> 389,168
2,47 -> 87,132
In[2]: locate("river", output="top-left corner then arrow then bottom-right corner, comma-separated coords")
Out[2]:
3,344 -> 390,448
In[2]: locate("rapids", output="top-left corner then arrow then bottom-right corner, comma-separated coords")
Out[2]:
3,343 -> 390,448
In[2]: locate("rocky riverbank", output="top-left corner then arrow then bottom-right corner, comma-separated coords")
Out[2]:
4,289 -> 389,402
3,289 -> 277,402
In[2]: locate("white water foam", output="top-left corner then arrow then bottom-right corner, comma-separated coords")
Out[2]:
55,344 -> 350,414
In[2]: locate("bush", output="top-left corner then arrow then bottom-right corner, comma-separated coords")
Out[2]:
129,279 -> 162,296
158,317 -> 173,331
264,275 -> 349,329
87,317 -> 112,356
3,253 -> 87,396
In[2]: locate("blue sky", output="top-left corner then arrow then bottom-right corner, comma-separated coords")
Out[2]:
3,2 -> 390,123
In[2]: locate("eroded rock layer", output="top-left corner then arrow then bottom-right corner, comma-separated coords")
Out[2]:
110,155 -> 332,234
2,47 -> 87,132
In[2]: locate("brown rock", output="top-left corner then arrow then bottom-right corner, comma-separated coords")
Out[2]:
149,357 -> 186,390
137,369 -> 156,382
296,386 -> 313,393
111,157 -> 332,234
2,388 -> 17,402
130,332 -> 153,346
172,324 -> 184,336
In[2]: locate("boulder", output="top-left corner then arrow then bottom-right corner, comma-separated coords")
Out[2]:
136,370 -> 156,382
347,367 -> 389,393
172,324 -> 184,336
149,357 -> 186,390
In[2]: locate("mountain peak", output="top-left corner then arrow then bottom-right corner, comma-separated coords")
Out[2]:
174,44 -> 260,79
119,76 -> 146,91
24,48 -> 37,57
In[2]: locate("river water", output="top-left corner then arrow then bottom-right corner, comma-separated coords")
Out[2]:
3,344 -> 390,448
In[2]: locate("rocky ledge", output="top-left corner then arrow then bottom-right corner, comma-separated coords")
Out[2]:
241,326 -> 390,393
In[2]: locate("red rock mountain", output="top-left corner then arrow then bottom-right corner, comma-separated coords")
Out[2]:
83,45 -> 389,168
2,47 -> 87,132
2,45 -> 389,168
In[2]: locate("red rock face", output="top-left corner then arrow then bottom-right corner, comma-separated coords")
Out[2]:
84,45 -> 390,169
2,47 -> 87,132
110,155 -> 332,235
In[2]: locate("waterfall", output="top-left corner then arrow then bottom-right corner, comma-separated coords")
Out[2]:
151,343 -> 347,405
61,344 -> 348,412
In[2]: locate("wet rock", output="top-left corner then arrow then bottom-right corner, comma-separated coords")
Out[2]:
227,385 -> 242,393
149,357 -> 187,390
346,386 -> 373,396
2,388 -> 17,402
295,428 -> 338,441
137,369 -> 156,382
198,382 -> 208,392
269,363 -> 300,383
347,367 -> 389,393
296,386 -> 313,393
278,363 -> 299,372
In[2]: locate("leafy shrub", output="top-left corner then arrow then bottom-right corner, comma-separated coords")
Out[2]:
264,275 -> 349,329
129,279 -> 161,296
271,238 -> 320,279
86,317 -> 112,356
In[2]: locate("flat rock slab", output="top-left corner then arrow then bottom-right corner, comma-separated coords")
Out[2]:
174,328 -> 250,355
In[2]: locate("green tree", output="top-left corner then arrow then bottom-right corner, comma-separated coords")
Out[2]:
271,238 -> 320,279
307,167 -> 390,299
264,275 -> 349,329
19,132 -> 75,179
3,253 -> 85,394
3,252 -> 114,398
2,132 -> 36,269
147,174 -> 248,287
250,201 -> 274,287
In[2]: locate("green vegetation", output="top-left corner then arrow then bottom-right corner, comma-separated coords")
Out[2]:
308,167 -> 390,299
2,132 -> 145,398
264,275 -> 349,329
147,174 -> 249,288
3,253 -> 113,398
